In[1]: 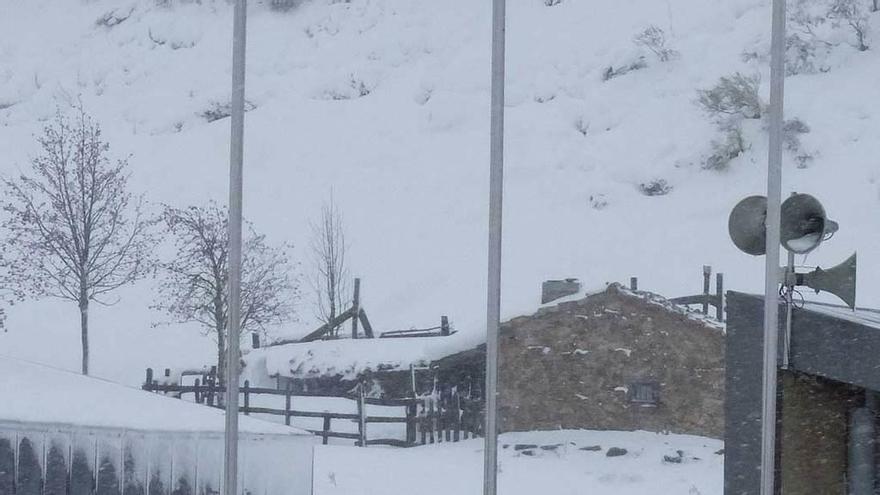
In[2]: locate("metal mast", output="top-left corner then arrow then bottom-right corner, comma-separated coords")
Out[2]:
761,0 -> 786,493
224,0 -> 247,494
484,0 -> 506,493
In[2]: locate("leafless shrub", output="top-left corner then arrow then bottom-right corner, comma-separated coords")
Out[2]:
574,117 -> 589,136
95,7 -> 135,28
271,0 -> 300,11
829,0 -> 869,51
696,73 -> 763,121
200,100 -> 256,122
322,75 -> 374,100
785,34 -> 828,75
704,125 -> 746,171
789,0 -> 869,57
639,179 -> 673,196
633,25 -> 679,62
148,29 -> 197,50
602,57 -> 647,82
589,194 -> 608,210
783,118 -> 811,152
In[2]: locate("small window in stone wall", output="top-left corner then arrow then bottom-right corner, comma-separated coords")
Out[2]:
629,382 -> 660,407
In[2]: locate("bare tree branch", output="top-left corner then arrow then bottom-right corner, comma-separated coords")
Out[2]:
153,202 -> 299,384
309,194 -> 351,338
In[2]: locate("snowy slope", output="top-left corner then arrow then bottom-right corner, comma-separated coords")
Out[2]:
313,430 -> 723,495
1,0 -> 879,384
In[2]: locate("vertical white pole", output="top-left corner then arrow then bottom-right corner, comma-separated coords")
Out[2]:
761,0 -> 786,493
225,1 -> 247,495
484,0 -> 505,492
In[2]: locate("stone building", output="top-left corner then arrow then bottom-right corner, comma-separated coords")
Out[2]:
495,283 -> 725,438
240,282 -> 726,439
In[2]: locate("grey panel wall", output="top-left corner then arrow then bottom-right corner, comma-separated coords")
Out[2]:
724,292 -> 784,495
725,292 -> 880,495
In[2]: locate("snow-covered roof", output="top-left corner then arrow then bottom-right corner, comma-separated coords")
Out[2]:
251,283 -> 726,381
537,282 -> 725,330
800,301 -> 880,330
0,355 -> 309,436
250,332 -> 484,381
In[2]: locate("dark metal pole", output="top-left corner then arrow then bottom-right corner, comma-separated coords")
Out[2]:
224,0 -> 247,494
484,0 -> 505,492
761,0 -> 786,493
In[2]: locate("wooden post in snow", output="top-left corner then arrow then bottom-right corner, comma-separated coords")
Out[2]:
716,273 -> 725,321
357,381 -> 367,447
285,384 -> 292,426
702,265 -> 712,315
351,278 -> 361,339
243,380 -> 250,415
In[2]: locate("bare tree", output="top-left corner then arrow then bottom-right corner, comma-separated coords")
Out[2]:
154,203 -> 299,385
310,196 -> 350,338
1,107 -> 154,375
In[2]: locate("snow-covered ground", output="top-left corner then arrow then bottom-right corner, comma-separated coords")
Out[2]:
313,430 -> 724,495
0,0 -> 878,386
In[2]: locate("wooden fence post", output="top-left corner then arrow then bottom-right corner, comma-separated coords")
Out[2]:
351,278 -> 361,339
322,416 -> 331,445
243,380 -> 250,415
441,316 -> 450,336
716,273 -> 725,321
630,277 -> 638,291
453,392 -> 462,442
428,400 -> 436,444
285,384 -> 292,426
194,379 -> 201,404
406,402 -> 417,445
356,381 -> 367,447
420,400 -> 428,445
702,265 -> 712,315
207,366 -> 217,406
144,368 -> 153,390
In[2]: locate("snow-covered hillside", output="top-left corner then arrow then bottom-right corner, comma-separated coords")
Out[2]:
1,0 -> 878,384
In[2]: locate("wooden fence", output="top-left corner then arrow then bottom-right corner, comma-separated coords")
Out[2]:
142,369 -> 481,448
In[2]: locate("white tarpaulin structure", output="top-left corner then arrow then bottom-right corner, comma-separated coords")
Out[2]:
0,356 -> 316,495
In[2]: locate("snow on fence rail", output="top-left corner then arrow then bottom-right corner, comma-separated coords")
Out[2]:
0,422 -> 313,495
142,370 -> 482,448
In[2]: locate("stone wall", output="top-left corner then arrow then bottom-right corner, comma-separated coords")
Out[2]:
498,285 -> 725,438
779,371 -> 859,495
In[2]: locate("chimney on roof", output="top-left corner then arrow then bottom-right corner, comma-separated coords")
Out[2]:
541,278 -> 581,304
